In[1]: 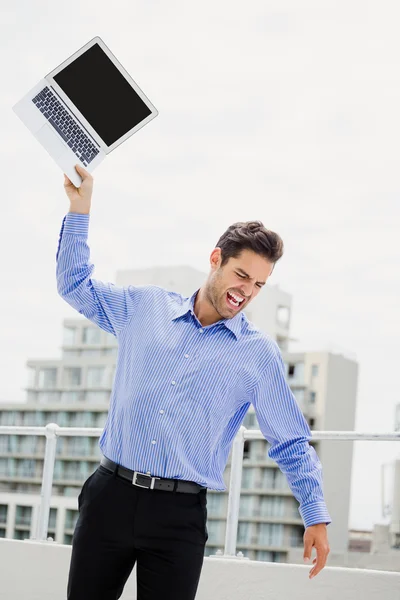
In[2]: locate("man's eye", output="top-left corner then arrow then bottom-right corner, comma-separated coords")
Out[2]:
236,273 -> 245,278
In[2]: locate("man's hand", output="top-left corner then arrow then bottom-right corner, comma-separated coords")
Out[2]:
64,164 -> 93,215
303,523 -> 330,579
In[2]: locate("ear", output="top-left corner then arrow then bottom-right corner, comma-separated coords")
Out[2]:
210,247 -> 221,270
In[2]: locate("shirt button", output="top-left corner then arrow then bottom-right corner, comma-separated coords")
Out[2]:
160,410 -> 164,414
199,329 -> 204,333
171,381 -> 176,385
184,354 -> 189,359
146,471 -> 151,475
151,440 -> 157,444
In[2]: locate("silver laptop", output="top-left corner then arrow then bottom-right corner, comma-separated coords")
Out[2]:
12,36 -> 158,187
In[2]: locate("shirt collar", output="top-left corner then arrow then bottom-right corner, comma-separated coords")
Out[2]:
171,289 -> 243,340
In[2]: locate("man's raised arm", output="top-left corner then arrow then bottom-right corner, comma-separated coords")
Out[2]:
56,164 -> 142,338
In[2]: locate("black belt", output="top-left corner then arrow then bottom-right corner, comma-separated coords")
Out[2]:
100,456 -> 206,494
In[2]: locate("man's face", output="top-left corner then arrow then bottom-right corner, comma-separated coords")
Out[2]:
205,248 -> 274,320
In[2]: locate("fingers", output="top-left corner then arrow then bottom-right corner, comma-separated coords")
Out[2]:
303,538 -> 313,563
308,544 -> 329,580
74,163 -> 92,181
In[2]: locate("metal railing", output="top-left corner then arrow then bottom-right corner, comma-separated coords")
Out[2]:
0,424 -> 399,555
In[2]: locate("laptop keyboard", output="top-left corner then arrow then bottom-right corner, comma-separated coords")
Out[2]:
32,86 -> 100,166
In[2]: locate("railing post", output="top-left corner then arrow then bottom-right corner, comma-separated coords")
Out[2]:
223,426 -> 247,557
32,423 -> 59,542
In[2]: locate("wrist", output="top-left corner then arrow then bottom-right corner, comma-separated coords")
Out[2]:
69,207 -> 90,215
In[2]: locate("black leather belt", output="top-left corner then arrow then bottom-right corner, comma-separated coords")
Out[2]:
100,456 -> 206,494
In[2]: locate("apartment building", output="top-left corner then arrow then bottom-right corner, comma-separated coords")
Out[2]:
0,267 -> 358,558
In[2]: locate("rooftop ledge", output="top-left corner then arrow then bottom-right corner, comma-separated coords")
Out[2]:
1,538 -> 399,600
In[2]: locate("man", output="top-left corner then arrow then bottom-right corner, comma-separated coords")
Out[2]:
58,164 -> 330,600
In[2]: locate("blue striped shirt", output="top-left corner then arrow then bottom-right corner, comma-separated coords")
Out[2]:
56,212 -> 331,528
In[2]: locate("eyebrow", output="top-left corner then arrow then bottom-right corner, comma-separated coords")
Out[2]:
236,268 -> 267,286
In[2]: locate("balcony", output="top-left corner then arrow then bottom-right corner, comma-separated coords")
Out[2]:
0,424 -> 399,598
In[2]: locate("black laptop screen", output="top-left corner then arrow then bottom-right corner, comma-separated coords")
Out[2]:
53,43 -> 152,147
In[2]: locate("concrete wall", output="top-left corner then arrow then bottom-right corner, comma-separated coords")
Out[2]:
1,538 -> 399,600
288,547 -> 400,573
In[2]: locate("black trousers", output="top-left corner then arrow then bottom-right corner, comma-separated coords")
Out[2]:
67,463 -> 208,600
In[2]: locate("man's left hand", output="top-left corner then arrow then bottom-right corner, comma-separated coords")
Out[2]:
303,523 -> 330,579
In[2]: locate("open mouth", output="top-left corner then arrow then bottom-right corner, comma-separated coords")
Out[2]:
226,291 -> 245,309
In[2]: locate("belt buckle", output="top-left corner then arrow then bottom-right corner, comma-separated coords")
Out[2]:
132,470 -> 160,490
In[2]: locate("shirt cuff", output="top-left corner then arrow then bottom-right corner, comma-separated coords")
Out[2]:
299,501 -> 332,528
63,212 -> 90,236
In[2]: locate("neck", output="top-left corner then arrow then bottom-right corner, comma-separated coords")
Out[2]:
193,287 -> 222,327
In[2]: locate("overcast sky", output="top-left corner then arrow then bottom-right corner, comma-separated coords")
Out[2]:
1,1 -> 399,531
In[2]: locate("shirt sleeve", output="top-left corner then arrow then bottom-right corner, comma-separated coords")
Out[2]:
56,213 -> 142,338
250,346 -> 332,528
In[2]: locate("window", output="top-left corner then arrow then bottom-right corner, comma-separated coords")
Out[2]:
259,523 -> 283,546
61,391 -> 81,403
262,468 -> 289,491
65,509 -> 79,530
243,412 -> 257,429
310,391 -> 317,404
48,508 -> 57,530
0,504 -> 7,523
0,412 -> 16,426
206,520 -> 224,545
96,413 -> 108,428
17,459 -> 36,478
256,550 -> 274,562
290,526 -> 304,547
243,440 -> 250,460
82,327 -> 102,345
87,367 -> 106,388
63,326 -> 77,346
64,533 -> 73,545
237,522 -> 251,544
287,362 -> 304,382
67,437 -> 91,456
38,368 -> 57,390
239,496 -> 254,517
311,364 -> 319,377
15,505 -> 32,526
63,368 -> 82,387
206,492 -> 224,515
19,436 -> 38,454
241,468 -> 254,489
262,468 -> 275,488
37,392 -> 60,404
14,529 -> 30,540
68,412 -> 94,427
260,496 -> 284,518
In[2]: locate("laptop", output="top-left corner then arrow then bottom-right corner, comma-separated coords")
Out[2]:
12,36 -> 158,187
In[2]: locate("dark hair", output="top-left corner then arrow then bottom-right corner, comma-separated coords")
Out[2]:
215,220 -> 284,271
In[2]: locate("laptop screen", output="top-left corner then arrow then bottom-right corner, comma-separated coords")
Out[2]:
54,43 -> 152,147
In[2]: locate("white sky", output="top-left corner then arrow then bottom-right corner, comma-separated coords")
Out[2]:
1,0 -> 399,531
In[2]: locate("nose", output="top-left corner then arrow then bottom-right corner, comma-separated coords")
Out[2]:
239,283 -> 253,299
